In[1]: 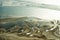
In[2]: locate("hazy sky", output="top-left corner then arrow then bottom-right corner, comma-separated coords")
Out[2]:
2,0 -> 60,6
1,0 -> 60,20
21,0 -> 60,5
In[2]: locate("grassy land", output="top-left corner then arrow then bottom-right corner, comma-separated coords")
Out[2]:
0,18 -> 20,22
0,31 -> 59,40
0,17 -> 60,40
0,33 -> 45,40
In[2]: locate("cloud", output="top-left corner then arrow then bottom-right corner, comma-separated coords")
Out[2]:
2,0 -> 19,6
2,0 -> 60,6
2,0 -> 38,6
2,0 -> 60,11
2,0 -> 29,6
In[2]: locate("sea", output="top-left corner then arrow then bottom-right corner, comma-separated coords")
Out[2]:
0,6 -> 60,19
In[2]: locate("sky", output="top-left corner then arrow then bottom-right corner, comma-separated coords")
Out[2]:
3,0 -> 60,5
26,0 -> 60,5
2,0 -> 60,6
0,0 -> 60,20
